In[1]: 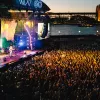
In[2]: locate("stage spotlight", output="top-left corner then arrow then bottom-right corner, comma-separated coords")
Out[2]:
19,41 -> 24,46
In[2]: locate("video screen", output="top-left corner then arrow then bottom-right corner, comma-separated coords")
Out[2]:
38,23 -> 50,40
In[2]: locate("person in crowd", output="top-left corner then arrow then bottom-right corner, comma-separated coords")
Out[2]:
9,45 -> 14,57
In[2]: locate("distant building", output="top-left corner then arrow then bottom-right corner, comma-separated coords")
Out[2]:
96,4 -> 100,21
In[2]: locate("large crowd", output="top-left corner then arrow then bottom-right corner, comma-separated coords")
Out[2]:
0,39 -> 100,100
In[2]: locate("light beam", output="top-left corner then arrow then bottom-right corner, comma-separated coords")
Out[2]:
24,23 -> 32,50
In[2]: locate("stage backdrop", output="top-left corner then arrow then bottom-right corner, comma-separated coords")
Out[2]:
1,19 -> 35,41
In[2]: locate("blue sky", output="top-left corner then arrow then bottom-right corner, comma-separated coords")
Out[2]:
42,0 -> 100,12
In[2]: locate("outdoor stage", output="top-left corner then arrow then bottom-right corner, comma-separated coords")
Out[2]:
0,50 -> 43,68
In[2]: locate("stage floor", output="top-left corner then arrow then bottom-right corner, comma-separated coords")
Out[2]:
0,50 -> 43,68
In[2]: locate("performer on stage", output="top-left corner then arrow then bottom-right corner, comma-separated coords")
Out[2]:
9,45 -> 13,57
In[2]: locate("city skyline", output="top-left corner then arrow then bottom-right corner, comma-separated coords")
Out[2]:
42,0 -> 100,12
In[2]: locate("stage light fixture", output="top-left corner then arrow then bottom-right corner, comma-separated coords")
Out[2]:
19,41 -> 24,46
97,30 -> 99,33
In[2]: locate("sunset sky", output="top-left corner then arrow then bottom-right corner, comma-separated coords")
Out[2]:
42,0 -> 100,12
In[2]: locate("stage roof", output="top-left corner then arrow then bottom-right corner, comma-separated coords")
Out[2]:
0,0 -> 50,12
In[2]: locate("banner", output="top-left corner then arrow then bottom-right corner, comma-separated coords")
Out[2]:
15,0 -> 42,10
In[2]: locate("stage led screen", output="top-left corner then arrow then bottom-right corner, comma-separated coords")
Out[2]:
1,19 -> 37,40
38,23 -> 50,40
0,19 -> 37,49
38,23 -> 44,39
1,19 -> 17,41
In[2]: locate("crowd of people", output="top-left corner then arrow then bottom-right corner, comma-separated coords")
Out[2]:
0,38 -> 100,100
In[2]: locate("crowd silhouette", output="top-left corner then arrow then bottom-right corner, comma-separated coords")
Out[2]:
0,38 -> 100,100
